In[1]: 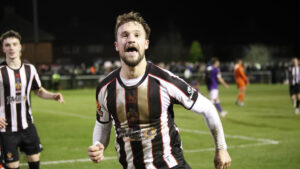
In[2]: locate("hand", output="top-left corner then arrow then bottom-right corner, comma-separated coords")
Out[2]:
0,117 -> 8,129
54,93 -> 64,103
214,149 -> 231,169
88,143 -> 105,163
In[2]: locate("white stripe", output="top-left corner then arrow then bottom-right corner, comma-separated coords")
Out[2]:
7,68 -> 17,132
116,81 -> 127,127
20,65 -> 28,129
160,111 -> 177,168
124,140 -> 135,169
141,139 -> 157,169
27,65 -> 34,123
0,71 -> 5,132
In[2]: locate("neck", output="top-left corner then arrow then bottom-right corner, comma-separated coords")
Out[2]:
6,57 -> 22,69
120,57 -> 147,79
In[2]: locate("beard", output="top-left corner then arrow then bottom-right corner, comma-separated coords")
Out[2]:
120,51 -> 145,67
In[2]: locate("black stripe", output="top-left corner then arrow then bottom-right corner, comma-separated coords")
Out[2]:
116,138 -> 128,169
148,77 -> 167,168
14,69 -> 22,130
31,65 -> 40,90
125,88 -> 146,169
24,65 -> 32,125
1,67 -> 12,132
106,79 -> 119,126
125,88 -> 139,128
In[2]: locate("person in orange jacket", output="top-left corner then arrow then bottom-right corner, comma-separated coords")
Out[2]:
234,59 -> 250,106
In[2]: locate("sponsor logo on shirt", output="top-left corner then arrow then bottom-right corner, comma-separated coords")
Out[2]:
6,95 -> 27,104
187,86 -> 195,100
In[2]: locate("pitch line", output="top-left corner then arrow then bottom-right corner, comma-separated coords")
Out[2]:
20,128 -> 279,166
34,109 -> 93,119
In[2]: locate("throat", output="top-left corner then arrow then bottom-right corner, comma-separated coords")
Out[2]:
7,58 -> 22,69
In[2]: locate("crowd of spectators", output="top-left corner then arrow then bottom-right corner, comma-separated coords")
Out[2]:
36,59 -> 291,84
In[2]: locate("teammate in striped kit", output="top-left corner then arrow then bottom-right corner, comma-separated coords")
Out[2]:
0,30 -> 64,169
288,57 -> 300,114
88,12 -> 231,169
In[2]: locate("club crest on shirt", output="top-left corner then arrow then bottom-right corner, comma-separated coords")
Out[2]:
96,102 -> 104,117
7,152 -> 13,161
126,94 -> 136,103
15,75 -> 22,91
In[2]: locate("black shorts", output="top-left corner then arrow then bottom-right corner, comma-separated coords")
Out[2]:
0,124 -> 42,163
289,84 -> 300,96
171,160 -> 192,169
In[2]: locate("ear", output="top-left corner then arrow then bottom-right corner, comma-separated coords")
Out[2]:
114,41 -> 119,52
145,40 -> 149,50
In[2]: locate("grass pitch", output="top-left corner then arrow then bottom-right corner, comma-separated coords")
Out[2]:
17,84 -> 300,169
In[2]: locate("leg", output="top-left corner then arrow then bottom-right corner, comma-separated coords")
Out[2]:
0,132 -> 21,169
295,94 -> 300,115
27,153 -> 40,169
4,161 -> 19,169
236,86 -> 246,106
291,95 -> 296,108
20,125 -> 42,169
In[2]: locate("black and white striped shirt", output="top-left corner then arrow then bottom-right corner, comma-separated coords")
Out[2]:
0,61 -> 41,132
96,62 -> 198,169
288,65 -> 300,86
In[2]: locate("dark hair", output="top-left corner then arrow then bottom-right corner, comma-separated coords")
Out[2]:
0,30 -> 22,45
211,57 -> 219,64
115,11 -> 151,40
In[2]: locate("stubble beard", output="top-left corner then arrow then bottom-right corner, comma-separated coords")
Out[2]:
120,51 -> 145,67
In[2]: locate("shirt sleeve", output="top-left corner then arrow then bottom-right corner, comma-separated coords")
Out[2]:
162,73 -> 198,110
93,120 -> 112,148
31,65 -> 42,90
96,86 -> 111,123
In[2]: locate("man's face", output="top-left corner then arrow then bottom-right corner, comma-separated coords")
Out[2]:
114,21 -> 149,67
2,37 -> 22,60
293,58 -> 298,66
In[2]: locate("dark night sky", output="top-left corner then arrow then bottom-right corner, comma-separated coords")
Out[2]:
1,0 -> 299,45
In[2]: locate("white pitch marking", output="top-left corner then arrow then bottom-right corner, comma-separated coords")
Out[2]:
34,109 -> 93,119
19,128 -> 279,166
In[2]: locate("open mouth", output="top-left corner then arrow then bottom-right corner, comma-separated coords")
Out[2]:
126,47 -> 138,53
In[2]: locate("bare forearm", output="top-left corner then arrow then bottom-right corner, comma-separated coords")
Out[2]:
34,87 -> 64,103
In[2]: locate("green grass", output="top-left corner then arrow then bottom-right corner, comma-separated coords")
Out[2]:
16,84 -> 300,169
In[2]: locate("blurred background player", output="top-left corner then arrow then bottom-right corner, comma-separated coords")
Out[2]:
287,57 -> 300,114
0,30 -> 64,169
205,58 -> 229,117
234,59 -> 250,106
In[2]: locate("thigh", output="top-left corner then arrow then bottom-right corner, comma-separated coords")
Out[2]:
290,85 -> 296,96
0,132 -> 21,163
210,89 -> 219,100
20,124 -> 43,155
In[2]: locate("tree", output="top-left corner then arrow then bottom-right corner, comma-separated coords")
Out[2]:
188,40 -> 203,62
244,44 -> 271,64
